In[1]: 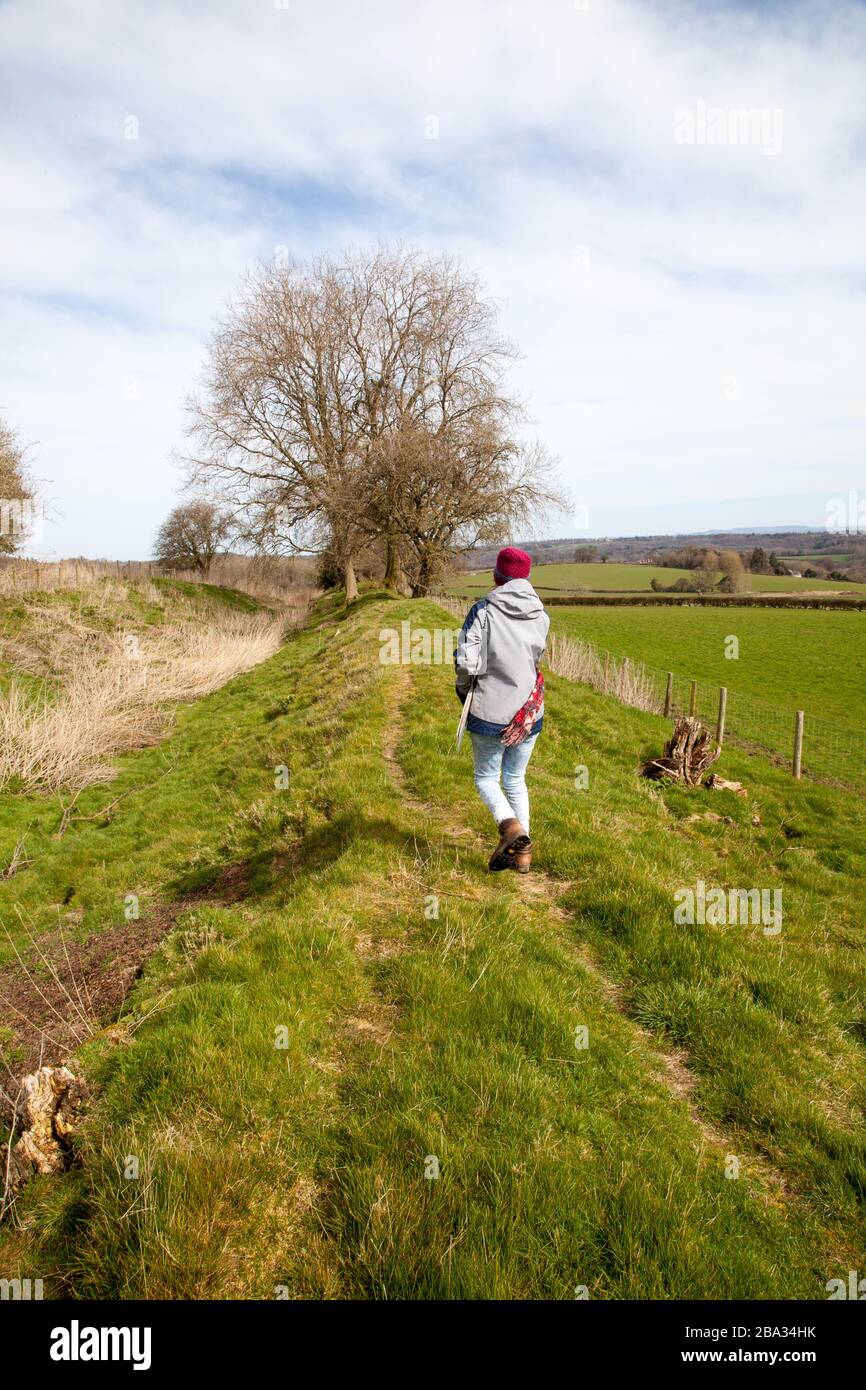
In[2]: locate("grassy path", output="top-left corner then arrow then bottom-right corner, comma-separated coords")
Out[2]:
2,591 -> 864,1298
385,663 -> 733,1164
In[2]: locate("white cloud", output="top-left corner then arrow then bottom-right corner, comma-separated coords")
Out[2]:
1,0 -> 864,554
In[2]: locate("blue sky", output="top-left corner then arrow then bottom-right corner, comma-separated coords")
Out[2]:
1,0 -> 864,557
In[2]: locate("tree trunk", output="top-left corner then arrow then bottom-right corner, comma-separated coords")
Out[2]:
411,556 -> 430,598
383,535 -> 400,591
344,557 -> 358,603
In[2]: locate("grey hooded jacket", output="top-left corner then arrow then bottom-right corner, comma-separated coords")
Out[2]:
454,578 -> 550,736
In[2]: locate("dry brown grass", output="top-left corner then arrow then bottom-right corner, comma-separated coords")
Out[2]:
546,630 -> 658,711
0,610 -> 286,792
0,559 -> 146,596
0,554 -> 316,601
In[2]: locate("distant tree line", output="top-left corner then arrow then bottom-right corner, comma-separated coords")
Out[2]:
646,542 -> 864,584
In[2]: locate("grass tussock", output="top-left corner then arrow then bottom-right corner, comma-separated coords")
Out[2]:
0,609 -> 285,792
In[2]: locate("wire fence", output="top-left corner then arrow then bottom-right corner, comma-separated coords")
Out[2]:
549,634 -> 866,790
642,666 -> 865,786
433,592 -> 865,789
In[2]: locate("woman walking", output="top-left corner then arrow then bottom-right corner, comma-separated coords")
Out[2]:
454,547 -> 550,873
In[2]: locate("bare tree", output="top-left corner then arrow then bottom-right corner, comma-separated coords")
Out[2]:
180,245 -> 549,601
182,251 -> 381,601
691,548 -> 721,592
367,424 -> 561,596
718,548 -> 749,593
154,500 -> 233,576
0,414 -> 35,556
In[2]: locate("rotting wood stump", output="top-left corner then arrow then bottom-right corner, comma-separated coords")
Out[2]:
640,716 -> 721,787
4,1066 -> 89,1202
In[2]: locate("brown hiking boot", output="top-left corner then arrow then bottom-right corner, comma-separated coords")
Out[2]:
488,817 -> 531,873
512,844 -> 532,874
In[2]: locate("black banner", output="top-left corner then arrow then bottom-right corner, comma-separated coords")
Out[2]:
2,1297 -> 860,1374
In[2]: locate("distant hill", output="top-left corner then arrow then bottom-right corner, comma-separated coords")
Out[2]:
461,529 -> 866,573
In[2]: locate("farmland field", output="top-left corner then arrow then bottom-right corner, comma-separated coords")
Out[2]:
449,562 -> 695,593
549,604 -> 866,727
781,553 -> 856,566
448,561 -> 866,597
750,572 -> 866,592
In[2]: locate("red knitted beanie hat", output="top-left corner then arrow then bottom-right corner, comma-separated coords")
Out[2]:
494,546 -> 532,582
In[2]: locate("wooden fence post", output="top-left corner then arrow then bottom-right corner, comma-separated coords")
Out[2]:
689,679 -> 697,717
716,687 -> 727,745
793,710 -> 804,780
664,671 -> 673,718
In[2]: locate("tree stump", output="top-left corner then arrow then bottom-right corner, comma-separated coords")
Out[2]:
640,716 -> 721,786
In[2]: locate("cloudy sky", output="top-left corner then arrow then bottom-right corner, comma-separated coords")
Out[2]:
2,0 -> 865,557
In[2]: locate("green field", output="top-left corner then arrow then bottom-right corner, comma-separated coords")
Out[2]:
549,604 -> 866,728
449,561 -> 866,597
1,585 -> 865,1299
450,562 -> 694,593
782,553 -> 855,566
750,572 -> 866,592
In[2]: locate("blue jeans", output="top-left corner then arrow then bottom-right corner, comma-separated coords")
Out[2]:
470,732 -> 538,833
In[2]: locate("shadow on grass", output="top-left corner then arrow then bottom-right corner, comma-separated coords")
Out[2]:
168,811 -> 428,905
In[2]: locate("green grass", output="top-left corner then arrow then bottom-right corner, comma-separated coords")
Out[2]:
1,589 -> 864,1298
448,561 -> 866,597
152,577 -> 266,612
549,604 -> 866,726
0,576 -> 280,960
